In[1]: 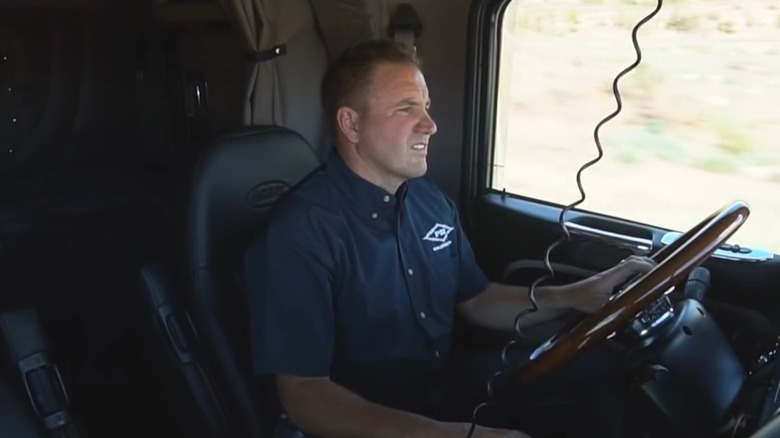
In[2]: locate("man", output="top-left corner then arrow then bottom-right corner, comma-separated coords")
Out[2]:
245,39 -> 655,438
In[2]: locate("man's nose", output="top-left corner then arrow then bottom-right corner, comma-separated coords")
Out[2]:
418,112 -> 437,135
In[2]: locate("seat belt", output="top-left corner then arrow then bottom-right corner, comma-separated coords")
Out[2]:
388,3 -> 422,49
0,307 -> 87,438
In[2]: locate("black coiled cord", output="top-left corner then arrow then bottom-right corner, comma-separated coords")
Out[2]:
465,1 -> 663,436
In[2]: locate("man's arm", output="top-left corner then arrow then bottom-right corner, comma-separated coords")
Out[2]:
457,282 -> 573,331
457,256 -> 657,332
277,375 -> 530,438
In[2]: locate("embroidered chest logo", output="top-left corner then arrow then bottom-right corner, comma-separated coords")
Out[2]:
423,223 -> 454,251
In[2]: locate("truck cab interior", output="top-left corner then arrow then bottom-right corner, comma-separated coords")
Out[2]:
1,0 -> 779,437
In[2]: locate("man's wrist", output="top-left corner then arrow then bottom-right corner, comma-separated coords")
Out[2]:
539,281 -> 585,311
563,277 -> 602,313
548,279 -> 594,311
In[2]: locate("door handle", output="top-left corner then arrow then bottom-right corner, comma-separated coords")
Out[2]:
564,222 -> 653,255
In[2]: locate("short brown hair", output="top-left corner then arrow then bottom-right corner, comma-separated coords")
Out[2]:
321,39 -> 421,140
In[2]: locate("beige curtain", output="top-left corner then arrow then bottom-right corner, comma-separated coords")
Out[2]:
216,0 -> 388,141
218,0 -> 281,126
308,0 -> 388,61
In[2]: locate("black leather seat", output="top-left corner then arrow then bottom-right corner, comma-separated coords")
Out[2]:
137,126 -> 321,437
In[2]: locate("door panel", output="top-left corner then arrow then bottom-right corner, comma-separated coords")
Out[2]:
469,193 -> 780,322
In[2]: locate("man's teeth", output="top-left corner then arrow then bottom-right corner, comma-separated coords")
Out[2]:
412,144 -> 426,150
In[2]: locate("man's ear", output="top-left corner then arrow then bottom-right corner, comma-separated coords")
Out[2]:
336,107 -> 360,144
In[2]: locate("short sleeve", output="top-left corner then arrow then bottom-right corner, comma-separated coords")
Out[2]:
245,206 -> 336,377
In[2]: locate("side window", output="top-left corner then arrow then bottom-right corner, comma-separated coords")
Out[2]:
493,0 -> 779,252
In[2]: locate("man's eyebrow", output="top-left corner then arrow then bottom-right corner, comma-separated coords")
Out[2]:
394,98 -> 432,108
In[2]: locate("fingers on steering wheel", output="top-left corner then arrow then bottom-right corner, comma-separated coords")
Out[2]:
621,255 -> 657,270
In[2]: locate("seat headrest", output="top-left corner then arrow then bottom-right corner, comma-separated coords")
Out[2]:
189,126 -> 320,271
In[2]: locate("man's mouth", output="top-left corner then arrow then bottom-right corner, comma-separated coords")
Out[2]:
411,142 -> 427,151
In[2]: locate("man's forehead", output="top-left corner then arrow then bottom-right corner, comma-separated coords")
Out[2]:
369,63 -> 429,100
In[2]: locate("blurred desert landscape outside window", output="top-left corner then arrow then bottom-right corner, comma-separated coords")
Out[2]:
493,0 -> 780,252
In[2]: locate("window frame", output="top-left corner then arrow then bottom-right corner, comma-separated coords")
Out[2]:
462,0 -> 573,222
461,0 -> 505,214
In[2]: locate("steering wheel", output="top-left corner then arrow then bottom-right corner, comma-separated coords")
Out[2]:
515,200 -> 751,384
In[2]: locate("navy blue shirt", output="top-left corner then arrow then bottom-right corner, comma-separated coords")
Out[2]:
245,150 -> 489,411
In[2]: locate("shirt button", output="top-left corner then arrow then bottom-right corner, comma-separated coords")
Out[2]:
383,195 -> 390,202
407,268 -> 414,276
419,311 -> 426,319
371,213 -> 378,219
434,350 -> 440,358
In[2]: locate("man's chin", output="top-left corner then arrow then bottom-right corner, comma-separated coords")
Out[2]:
408,165 -> 428,179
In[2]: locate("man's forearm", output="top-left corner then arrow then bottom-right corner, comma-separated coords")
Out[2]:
458,282 -> 577,331
278,376 -> 453,438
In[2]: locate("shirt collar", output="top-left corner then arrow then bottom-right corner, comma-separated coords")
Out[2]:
325,149 -> 408,222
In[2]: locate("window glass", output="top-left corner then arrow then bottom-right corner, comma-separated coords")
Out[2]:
494,0 -> 780,252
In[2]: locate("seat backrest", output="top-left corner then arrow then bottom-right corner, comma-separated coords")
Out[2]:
184,126 -> 321,436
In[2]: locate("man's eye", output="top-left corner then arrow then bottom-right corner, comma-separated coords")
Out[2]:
397,107 -> 412,113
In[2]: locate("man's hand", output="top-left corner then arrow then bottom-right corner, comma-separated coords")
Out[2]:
467,425 -> 531,438
568,255 -> 657,314
442,422 -> 532,438
276,375 -> 535,438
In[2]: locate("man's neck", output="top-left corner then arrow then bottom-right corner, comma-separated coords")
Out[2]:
338,146 -> 404,194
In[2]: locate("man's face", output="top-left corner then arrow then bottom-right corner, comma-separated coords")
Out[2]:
345,62 -> 438,191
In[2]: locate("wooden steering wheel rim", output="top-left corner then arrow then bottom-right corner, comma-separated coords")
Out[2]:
515,200 -> 751,385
